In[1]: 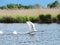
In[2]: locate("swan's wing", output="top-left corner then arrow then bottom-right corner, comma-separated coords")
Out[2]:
26,31 -> 35,34
31,22 -> 37,31
26,30 -> 44,34
26,21 -> 34,31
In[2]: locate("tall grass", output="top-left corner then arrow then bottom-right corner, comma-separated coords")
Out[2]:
0,14 -> 60,24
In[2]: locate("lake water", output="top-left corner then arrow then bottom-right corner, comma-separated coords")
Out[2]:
0,23 -> 60,45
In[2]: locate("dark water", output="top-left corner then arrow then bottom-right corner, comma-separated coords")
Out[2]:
0,23 -> 60,45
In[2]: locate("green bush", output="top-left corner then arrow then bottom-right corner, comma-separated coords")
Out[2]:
39,14 -> 45,23
57,14 -> 60,23
29,17 -> 36,23
52,17 -> 57,23
39,14 -> 52,23
45,14 -> 52,23
0,17 -> 19,23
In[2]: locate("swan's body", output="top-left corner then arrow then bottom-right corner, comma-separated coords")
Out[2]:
26,21 -> 37,31
12,31 -> 17,34
0,31 -> 4,34
26,21 -> 44,34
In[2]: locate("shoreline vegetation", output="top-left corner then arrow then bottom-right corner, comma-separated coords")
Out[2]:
0,1 -> 60,23
0,14 -> 60,24
0,8 -> 60,24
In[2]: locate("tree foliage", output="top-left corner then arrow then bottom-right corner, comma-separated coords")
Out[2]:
47,1 -> 60,8
0,4 -> 40,9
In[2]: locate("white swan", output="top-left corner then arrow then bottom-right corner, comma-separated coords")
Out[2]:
0,31 -> 4,34
12,31 -> 17,34
26,21 -> 44,33
26,21 -> 37,31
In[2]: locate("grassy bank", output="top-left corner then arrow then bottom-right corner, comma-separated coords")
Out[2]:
0,14 -> 60,23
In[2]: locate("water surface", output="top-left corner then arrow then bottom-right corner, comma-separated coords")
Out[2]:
0,23 -> 60,45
